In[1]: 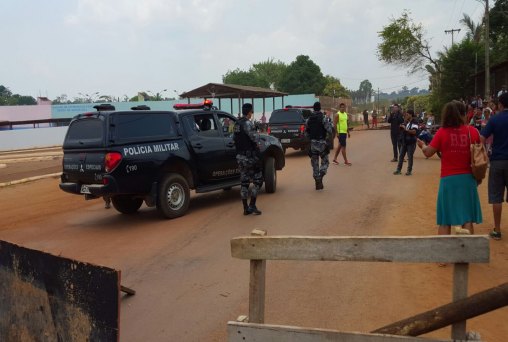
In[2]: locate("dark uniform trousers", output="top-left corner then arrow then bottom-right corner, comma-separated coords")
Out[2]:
236,152 -> 263,200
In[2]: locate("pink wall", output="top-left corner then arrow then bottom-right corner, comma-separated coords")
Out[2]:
0,105 -> 51,121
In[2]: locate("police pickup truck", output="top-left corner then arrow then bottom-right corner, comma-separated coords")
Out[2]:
267,106 -> 312,153
59,101 -> 285,219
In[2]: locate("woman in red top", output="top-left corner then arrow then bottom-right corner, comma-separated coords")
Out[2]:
417,101 -> 482,236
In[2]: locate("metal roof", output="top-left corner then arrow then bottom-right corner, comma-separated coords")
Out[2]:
179,83 -> 288,99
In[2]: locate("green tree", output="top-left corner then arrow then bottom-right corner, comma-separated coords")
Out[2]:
251,58 -> 287,90
222,68 -> 267,87
377,10 -> 440,74
359,79 -> 373,103
278,55 -> 326,95
460,13 -> 482,43
405,94 -> 431,115
489,0 -> 508,64
439,40 -> 481,101
0,85 -> 12,98
0,85 -> 36,105
11,95 -> 37,105
322,75 -> 349,98
52,94 -> 70,104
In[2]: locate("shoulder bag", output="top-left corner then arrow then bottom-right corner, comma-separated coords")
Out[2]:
468,126 -> 488,184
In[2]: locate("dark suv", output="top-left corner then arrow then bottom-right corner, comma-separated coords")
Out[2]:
59,103 -> 285,219
267,106 -> 312,153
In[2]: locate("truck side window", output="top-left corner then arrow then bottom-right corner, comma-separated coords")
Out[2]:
187,114 -> 219,137
217,114 -> 236,138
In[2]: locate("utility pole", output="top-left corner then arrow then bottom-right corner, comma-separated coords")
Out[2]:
484,0 -> 490,100
444,28 -> 461,45
475,52 -> 478,96
377,88 -> 380,112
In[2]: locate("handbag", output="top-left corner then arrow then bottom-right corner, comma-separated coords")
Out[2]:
468,126 -> 488,183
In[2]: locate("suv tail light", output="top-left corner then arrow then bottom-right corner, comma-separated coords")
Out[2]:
299,124 -> 305,134
267,126 -> 271,134
105,152 -> 122,173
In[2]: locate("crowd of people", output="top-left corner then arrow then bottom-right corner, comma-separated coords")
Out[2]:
232,90 -> 508,246
386,92 -> 508,244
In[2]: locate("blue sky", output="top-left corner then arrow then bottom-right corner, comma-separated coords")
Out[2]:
1,0 -> 486,100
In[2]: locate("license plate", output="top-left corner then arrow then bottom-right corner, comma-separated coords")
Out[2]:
80,184 -> 91,194
281,139 -> 290,143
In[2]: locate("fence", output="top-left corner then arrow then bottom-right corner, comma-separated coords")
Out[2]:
229,231 -> 491,341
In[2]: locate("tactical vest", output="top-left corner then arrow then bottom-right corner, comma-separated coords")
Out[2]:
234,118 -> 256,152
307,112 -> 326,140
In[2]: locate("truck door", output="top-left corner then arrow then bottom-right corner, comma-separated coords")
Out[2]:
217,113 -> 240,175
183,113 -> 230,182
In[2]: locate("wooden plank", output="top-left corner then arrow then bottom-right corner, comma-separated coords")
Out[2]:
249,229 -> 266,323
120,285 -> 136,296
451,263 -> 469,340
230,236 -> 489,263
249,260 -> 266,323
0,240 -> 120,342
227,322 -> 452,342
372,282 -> 508,336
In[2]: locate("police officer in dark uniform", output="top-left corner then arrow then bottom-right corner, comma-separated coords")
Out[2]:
388,104 -> 404,162
233,103 -> 263,215
306,102 -> 333,190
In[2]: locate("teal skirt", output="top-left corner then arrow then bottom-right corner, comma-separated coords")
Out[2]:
437,174 -> 482,226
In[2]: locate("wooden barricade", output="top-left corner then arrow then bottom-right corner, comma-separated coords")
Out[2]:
229,232 -> 490,342
0,240 -> 130,341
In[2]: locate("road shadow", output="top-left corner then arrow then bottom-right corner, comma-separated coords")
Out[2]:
71,187 -> 250,229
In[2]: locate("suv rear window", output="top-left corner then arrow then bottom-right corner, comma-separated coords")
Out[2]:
269,109 -> 306,124
114,112 -> 177,143
63,118 -> 104,148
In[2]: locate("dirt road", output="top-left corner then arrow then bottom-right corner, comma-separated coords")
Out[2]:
0,130 -> 506,341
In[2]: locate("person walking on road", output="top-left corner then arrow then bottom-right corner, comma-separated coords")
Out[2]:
306,102 -> 333,190
371,109 -> 378,129
233,103 -> 263,215
418,101 -> 482,238
481,92 -> 508,240
393,110 -> 419,176
362,109 -> 369,129
332,103 -> 352,166
388,104 -> 404,162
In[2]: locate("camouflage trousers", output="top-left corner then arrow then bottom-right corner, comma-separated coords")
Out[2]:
309,140 -> 329,179
236,154 -> 263,200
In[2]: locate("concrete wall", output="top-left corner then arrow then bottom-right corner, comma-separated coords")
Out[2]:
0,94 -> 320,151
0,105 -> 51,121
0,127 -> 67,151
0,94 -> 319,121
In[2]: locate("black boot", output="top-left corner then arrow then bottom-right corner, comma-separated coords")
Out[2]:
315,177 -> 323,190
248,197 -> 262,215
243,199 -> 252,215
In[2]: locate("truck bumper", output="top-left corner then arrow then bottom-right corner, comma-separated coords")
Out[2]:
59,176 -> 118,197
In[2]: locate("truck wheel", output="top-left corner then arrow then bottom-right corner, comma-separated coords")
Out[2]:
264,156 -> 277,193
157,173 -> 190,219
112,195 -> 143,214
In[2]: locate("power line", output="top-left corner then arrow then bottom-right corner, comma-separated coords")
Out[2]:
445,28 -> 461,45
339,74 -> 411,81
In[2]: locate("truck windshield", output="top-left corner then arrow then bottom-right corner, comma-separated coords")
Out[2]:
268,110 -> 305,124
64,118 -> 104,148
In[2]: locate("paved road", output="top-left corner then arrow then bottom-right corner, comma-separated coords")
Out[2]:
0,130 -> 506,341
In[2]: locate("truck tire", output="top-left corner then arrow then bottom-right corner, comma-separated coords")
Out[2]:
263,156 -> 277,193
157,173 -> 190,219
112,195 -> 143,214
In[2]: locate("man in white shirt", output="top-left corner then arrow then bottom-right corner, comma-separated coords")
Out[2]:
498,85 -> 507,98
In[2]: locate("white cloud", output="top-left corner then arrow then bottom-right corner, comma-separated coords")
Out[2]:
0,0 -> 485,99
